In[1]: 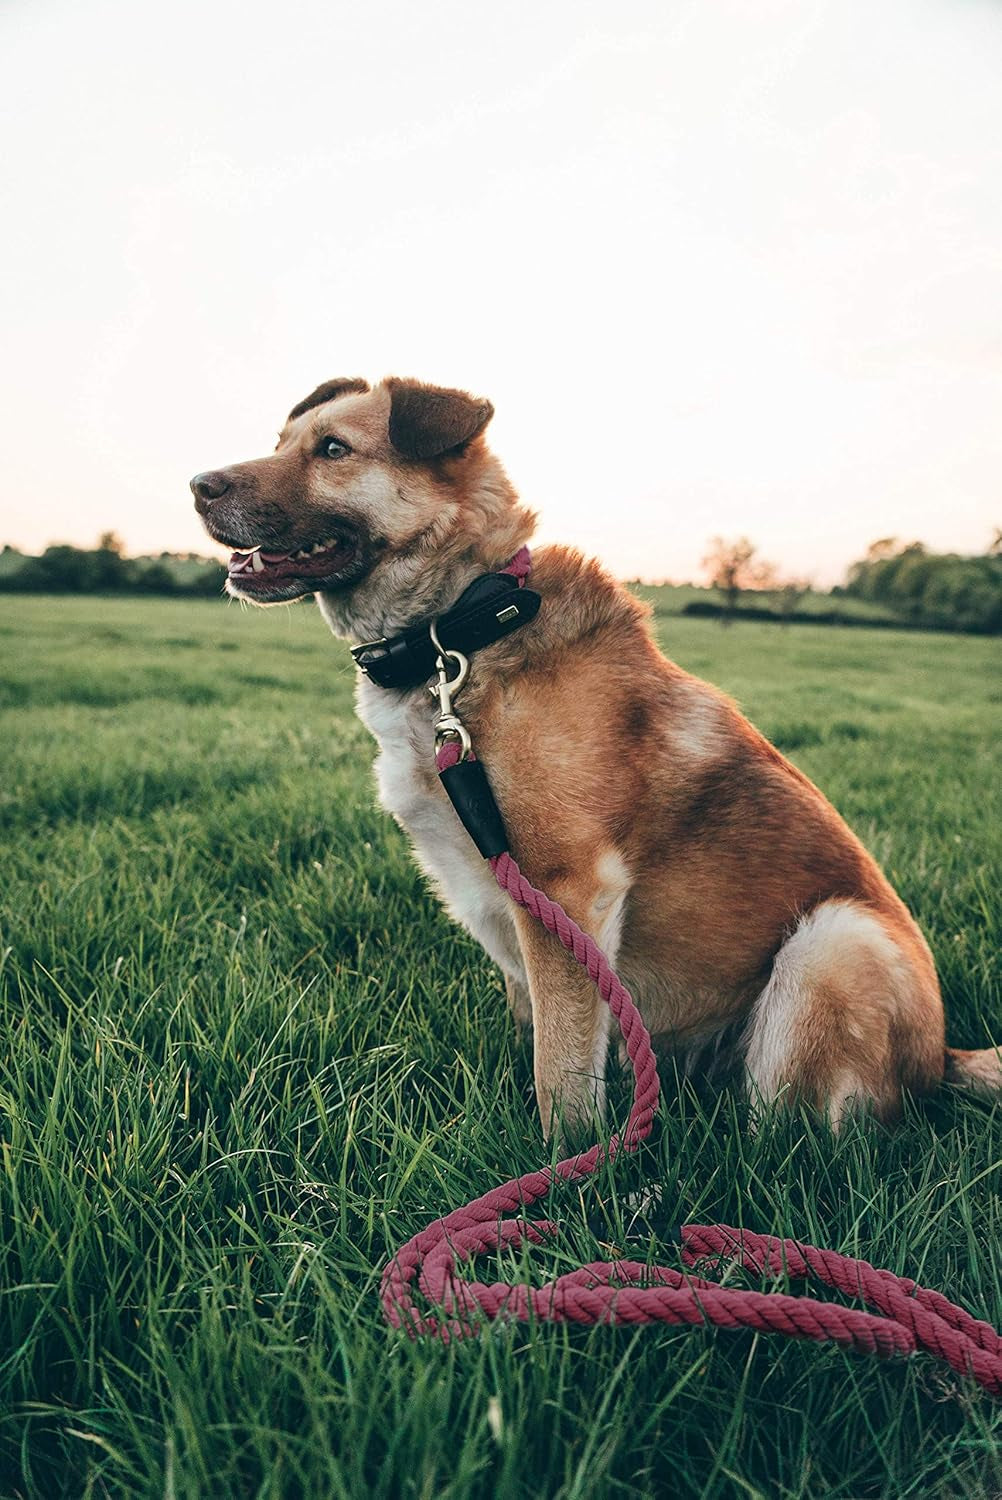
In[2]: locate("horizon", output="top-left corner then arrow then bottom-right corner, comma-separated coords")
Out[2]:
1,526 -> 997,594
2,0 -> 1001,586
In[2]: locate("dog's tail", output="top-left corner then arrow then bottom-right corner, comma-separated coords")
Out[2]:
944,1046 -> 1002,1097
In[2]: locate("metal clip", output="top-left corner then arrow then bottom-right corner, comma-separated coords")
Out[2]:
428,619 -> 472,759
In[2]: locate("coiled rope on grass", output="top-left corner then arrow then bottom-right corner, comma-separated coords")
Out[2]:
381,842 -> 1002,1396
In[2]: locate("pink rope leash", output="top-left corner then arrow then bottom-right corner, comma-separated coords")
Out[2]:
379,553 -> 1002,1396
381,769 -> 1002,1393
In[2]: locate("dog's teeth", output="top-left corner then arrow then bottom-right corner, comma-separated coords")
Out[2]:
311,543 -> 325,555
251,551 -> 265,572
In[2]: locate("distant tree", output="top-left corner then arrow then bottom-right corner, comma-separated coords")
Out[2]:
25,545 -> 97,591
989,527 -> 1002,556
185,560 -> 228,596
91,537 -> 132,589
97,531 -> 125,556
134,561 -> 177,592
848,540 -> 925,604
773,577 -> 812,624
702,536 -> 775,623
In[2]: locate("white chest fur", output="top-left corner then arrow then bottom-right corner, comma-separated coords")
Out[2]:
354,676 -> 527,984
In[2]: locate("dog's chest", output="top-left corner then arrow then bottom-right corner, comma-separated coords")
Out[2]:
355,679 -> 523,979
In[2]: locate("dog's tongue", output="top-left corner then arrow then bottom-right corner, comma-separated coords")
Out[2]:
228,547 -> 292,573
228,535 -> 356,579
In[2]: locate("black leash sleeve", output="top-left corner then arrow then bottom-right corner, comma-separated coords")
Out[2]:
439,759 -> 510,859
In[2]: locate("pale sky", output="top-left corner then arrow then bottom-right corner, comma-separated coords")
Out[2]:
2,0 -> 1001,585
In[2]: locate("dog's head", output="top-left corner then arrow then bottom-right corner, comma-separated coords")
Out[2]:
190,377 -> 526,626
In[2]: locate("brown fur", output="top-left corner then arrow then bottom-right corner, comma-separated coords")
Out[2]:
193,376 -> 1001,1135
286,377 -> 370,423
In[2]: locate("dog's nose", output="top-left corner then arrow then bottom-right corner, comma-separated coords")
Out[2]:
190,470 -> 231,512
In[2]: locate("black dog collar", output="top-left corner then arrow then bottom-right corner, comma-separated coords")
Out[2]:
350,571 -> 541,690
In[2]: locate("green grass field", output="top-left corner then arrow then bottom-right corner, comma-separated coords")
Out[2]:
1,594 -> 1000,1499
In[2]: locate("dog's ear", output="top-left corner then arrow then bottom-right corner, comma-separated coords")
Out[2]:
385,377 -> 494,460
286,377 -> 370,423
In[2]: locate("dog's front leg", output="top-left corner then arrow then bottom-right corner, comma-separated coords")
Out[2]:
504,972 -> 532,1038
511,852 -> 631,1138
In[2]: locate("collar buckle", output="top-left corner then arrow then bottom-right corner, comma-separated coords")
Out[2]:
349,636 -> 388,682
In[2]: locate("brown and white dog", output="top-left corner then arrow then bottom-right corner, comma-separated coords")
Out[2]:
192,375 -> 1001,1135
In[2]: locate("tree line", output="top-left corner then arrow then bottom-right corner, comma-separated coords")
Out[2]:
840,534 -> 1002,634
3,530 -> 1000,633
0,535 -> 226,596
699,532 -> 1001,634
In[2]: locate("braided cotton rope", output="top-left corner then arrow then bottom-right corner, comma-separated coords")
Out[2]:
378,552 -> 1002,1396
381,841 -> 1002,1392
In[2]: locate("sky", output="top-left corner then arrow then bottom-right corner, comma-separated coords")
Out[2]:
1,0 -> 1001,586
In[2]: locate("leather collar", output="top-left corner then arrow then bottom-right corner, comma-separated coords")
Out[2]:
350,569 -> 541,690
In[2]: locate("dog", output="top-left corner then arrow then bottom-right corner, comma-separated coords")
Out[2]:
191,375 -> 1002,1135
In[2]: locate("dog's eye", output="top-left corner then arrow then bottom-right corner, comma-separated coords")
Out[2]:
318,437 -> 351,460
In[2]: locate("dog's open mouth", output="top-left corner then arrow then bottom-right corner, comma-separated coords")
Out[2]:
227,531 -> 359,589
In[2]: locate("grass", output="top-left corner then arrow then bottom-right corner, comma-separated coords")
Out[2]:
1,592 -> 1000,1499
